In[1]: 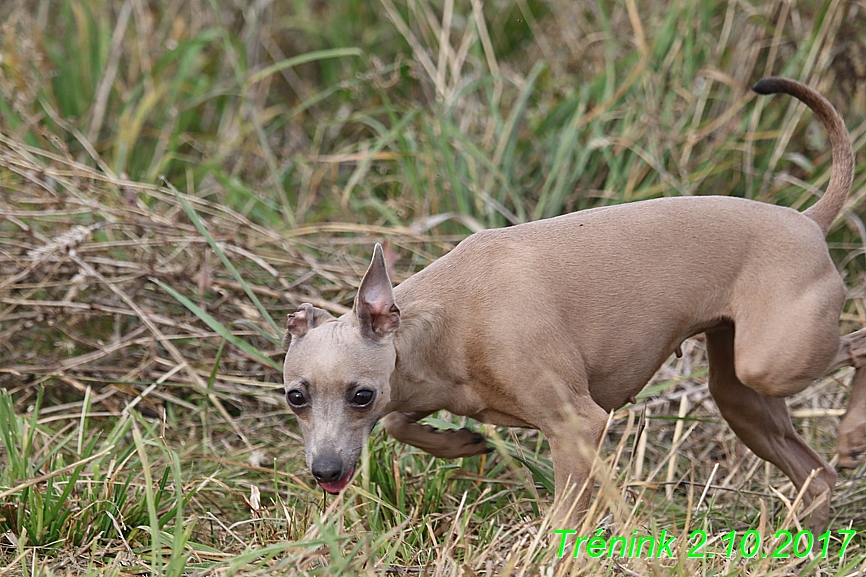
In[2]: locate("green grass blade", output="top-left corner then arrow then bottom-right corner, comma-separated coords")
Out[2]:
167,184 -> 281,339
245,47 -> 364,88
151,277 -> 281,371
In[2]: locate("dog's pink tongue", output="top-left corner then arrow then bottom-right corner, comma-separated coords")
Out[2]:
319,467 -> 355,494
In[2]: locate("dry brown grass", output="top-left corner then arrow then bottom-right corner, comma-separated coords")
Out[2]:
3,0 -> 866,573
0,133 -> 446,397
3,129 -> 866,576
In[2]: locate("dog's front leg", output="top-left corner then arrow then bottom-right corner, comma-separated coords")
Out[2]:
383,411 -> 492,458
546,403 -> 610,530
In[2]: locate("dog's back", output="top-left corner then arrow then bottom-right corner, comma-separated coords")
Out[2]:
396,194 -> 843,410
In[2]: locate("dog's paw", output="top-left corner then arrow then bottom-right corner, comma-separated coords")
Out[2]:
464,428 -> 495,455
837,423 -> 866,469
837,444 -> 865,470
838,450 -> 863,470
424,427 -> 493,459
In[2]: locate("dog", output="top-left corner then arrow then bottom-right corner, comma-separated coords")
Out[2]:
282,77 -> 861,534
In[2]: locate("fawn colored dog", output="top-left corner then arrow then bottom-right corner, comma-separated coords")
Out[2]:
283,77 -> 865,533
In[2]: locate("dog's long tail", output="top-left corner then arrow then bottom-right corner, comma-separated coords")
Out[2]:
753,77 -> 854,237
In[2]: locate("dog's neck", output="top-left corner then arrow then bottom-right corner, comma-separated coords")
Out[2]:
384,288 -> 465,413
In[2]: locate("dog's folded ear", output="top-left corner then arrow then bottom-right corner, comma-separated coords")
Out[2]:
283,303 -> 334,348
356,243 -> 401,340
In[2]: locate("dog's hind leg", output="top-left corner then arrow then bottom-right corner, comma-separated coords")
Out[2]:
544,401 -> 610,530
837,367 -> 866,469
830,328 -> 866,468
706,326 -> 836,534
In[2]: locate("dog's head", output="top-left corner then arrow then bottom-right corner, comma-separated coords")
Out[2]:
282,244 -> 400,493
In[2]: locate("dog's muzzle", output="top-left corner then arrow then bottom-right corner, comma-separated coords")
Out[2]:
311,455 -> 355,494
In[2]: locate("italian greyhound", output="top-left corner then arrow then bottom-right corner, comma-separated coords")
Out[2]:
283,77 -> 864,534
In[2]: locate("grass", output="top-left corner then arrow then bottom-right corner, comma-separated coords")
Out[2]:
1,0 -> 866,574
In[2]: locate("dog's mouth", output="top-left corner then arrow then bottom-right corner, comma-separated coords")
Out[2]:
318,466 -> 355,494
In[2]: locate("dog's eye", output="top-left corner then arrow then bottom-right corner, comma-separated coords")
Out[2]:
350,389 -> 375,407
286,389 -> 307,408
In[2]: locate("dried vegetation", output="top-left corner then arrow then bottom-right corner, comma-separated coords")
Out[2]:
2,0 -> 866,574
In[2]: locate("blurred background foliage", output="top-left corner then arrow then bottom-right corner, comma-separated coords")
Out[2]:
2,0 -> 864,239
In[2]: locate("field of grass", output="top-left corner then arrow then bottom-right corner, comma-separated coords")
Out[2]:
2,0 -> 866,574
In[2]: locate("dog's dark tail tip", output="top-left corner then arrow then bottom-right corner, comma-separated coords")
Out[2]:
752,76 -> 784,95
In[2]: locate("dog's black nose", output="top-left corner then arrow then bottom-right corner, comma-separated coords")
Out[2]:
311,456 -> 343,483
